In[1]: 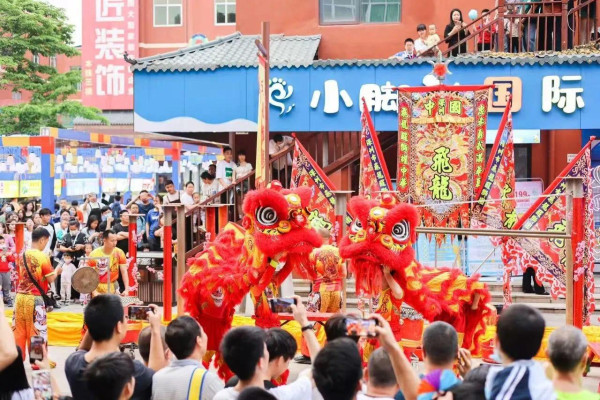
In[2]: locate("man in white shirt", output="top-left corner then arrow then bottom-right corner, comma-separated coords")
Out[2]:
214,297 -> 319,400
268,134 -> 294,186
82,192 -> 101,223
152,316 -> 223,400
357,348 -> 399,400
216,146 -> 236,190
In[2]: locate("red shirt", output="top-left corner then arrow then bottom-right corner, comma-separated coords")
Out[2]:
0,252 -> 14,273
17,249 -> 54,295
476,22 -> 497,44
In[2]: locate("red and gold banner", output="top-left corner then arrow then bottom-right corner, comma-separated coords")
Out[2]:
470,101 -> 516,305
290,135 -> 337,234
397,85 -> 490,230
503,142 -> 596,323
359,99 -> 393,198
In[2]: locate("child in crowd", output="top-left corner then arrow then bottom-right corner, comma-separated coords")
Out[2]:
77,243 -> 94,305
476,8 -> 496,51
60,253 -> 77,305
0,235 -> 15,307
425,24 -> 441,47
485,304 -> 555,400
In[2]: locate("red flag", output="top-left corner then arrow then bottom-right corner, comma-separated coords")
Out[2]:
471,101 -> 516,305
359,99 -> 392,198
503,141 -> 596,323
290,134 -> 337,235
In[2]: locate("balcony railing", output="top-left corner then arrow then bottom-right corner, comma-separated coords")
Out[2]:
418,0 -> 599,57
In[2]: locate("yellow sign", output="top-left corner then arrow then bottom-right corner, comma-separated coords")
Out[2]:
55,179 -> 62,196
0,181 -> 19,198
20,180 -> 41,197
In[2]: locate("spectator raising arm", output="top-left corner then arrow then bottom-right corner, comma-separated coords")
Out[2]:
146,304 -> 168,371
371,314 -> 420,400
291,295 -> 320,360
0,299 -> 18,371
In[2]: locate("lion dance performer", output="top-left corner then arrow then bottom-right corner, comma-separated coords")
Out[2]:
179,183 -> 322,380
339,194 -> 492,354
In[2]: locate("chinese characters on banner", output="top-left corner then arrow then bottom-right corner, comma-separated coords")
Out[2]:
359,99 -> 393,199
503,143 -> 596,323
255,54 -> 268,188
470,101 -> 517,305
396,86 -> 490,236
290,136 -> 337,238
82,0 -> 138,109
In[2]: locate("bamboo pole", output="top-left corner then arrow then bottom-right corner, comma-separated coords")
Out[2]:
416,226 -> 570,239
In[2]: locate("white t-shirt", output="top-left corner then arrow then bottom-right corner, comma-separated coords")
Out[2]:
216,160 -> 237,189
180,191 -> 194,206
201,180 -> 220,202
213,376 -> 313,400
82,201 -> 101,223
269,136 -> 294,170
357,392 -> 395,400
414,38 -> 428,55
235,163 -> 253,178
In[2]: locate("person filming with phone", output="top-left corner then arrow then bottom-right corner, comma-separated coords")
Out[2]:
13,228 -> 61,362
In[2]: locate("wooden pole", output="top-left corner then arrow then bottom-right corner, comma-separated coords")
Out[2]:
176,205 -> 186,317
566,177 -> 585,327
163,207 -> 173,321
416,226 -> 569,239
262,21 -> 270,186
565,181 -> 574,326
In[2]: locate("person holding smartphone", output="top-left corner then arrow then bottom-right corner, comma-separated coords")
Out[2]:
444,8 -> 470,56
0,297 -> 61,399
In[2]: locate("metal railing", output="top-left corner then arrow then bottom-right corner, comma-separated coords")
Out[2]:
434,0 -> 599,57
269,142 -> 295,189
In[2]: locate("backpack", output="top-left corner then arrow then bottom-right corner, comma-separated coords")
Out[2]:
110,202 -> 122,220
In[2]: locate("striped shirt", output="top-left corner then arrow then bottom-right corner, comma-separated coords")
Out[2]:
485,360 -> 556,400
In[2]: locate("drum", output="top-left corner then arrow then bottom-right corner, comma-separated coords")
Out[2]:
71,267 -> 99,294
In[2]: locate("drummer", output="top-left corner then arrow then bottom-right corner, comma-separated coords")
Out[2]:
88,230 -> 131,297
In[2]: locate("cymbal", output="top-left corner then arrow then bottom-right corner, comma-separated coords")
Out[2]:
72,267 -> 99,294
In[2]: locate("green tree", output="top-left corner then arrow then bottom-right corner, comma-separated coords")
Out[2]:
0,0 -> 107,135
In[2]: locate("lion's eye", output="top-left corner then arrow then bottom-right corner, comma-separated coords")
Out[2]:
351,219 -> 363,233
256,206 -> 278,226
391,221 -> 410,242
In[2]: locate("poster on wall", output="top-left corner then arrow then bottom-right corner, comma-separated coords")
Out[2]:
514,179 -> 544,217
0,181 -> 19,198
66,179 -> 100,197
415,234 -> 465,270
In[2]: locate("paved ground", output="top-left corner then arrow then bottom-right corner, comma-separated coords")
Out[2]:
31,303 -> 600,397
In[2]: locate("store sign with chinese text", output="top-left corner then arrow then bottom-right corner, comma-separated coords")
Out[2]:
82,0 -> 138,109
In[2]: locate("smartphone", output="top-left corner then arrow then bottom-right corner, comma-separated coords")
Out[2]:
128,305 -> 151,321
29,336 -> 44,364
345,317 -> 378,337
32,370 -> 52,400
269,298 -> 297,314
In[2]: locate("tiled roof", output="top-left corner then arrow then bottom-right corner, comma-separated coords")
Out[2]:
313,48 -> 600,68
73,110 -> 133,126
132,32 -> 321,72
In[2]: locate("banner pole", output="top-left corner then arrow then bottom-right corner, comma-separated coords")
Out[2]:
567,177 -> 584,327
565,181 -> 574,326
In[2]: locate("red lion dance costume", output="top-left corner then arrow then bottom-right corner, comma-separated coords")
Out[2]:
179,184 -> 322,379
339,194 -> 492,354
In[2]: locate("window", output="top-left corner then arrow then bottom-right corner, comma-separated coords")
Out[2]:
154,0 -> 182,26
70,66 -> 82,91
215,0 -> 236,24
32,53 -> 40,64
320,0 -> 400,24
320,0 -> 359,24
49,55 -> 57,68
11,91 -> 21,100
361,0 -> 400,23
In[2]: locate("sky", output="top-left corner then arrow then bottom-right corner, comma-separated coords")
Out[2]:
44,0 -> 83,46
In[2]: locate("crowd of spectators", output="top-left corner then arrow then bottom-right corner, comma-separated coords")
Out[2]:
393,2 -> 595,60
1,282 -> 598,400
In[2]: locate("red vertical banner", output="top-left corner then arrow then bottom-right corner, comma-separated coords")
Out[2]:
396,100 -> 412,201
82,0 -> 139,110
